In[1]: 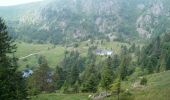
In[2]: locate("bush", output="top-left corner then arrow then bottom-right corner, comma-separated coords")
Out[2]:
140,77 -> 147,85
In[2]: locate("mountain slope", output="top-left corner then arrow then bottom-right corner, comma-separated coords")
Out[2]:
132,70 -> 170,100
1,0 -> 170,44
30,70 -> 170,100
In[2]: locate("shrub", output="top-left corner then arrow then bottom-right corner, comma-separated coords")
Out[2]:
140,77 -> 147,85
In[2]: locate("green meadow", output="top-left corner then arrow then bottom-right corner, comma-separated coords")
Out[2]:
16,41 -> 129,70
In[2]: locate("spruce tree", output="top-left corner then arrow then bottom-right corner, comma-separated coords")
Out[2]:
101,66 -> 113,92
53,66 -> 65,90
111,78 -> 121,100
101,57 -> 113,92
70,64 -> 79,85
0,18 -> 27,99
30,60 -> 52,92
82,64 -> 99,92
119,57 -> 128,80
83,73 -> 98,93
28,57 -> 54,94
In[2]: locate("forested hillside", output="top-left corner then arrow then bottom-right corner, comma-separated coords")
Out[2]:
1,0 -> 170,44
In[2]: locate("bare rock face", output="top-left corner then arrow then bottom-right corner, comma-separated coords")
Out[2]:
136,1 -> 169,38
151,2 -> 163,16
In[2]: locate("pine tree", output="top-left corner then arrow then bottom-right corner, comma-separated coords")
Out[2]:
83,73 -> 98,93
70,64 -> 79,85
73,81 -> 79,93
101,66 -> 113,92
53,66 -> 65,90
119,57 -> 128,80
160,54 -> 166,72
113,55 -> 120,69
166,55 -> 170,70
82,64 -> 99,92
111,78 -> 121,100
29,58 -> 53,93
0,18 -> 27,99
61,80 -> 69,93
101,57 -> 113,92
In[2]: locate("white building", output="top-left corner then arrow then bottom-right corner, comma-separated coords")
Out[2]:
22,69 -> 33,78
96,50 -> 113,56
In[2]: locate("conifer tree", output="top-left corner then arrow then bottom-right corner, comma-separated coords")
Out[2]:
111,78 -> 121,100
101,66 -> 113,92
119,57 -> 128,80
29,58 -> 53,93
0,18 -> 27,99
101,57 -> 113,92
82,64 -> 99,92
53,66 -> 65,89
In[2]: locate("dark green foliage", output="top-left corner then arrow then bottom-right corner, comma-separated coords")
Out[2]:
62,51 -> 84,85
120,46 -> 128,58
0,18 -> 27,99
139,33 -> 170,74
82,64 -> 99,93
70,64 -> 79,85
53,66 -> 65,90
129,43 -> 136,53
140,77 -> 147,85
112,54 -> 121,71
72,81 -> 79,93
82,73 -> 98,93
111,78 -> 121,100
101,66 -> 113,91
61,81 -> 69,93
28,59 -> 54,94
74,43 -> 79,48
101,57 -> 114,91
87,46 -> 97,64
119,55 -> 132,80
38,56 -> 47,65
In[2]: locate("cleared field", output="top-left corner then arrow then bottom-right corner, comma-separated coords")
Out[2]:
16,41 -> 129,70
16,42 -> 65,70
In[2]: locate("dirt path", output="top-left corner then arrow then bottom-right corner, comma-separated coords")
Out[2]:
19,52 -> 42,60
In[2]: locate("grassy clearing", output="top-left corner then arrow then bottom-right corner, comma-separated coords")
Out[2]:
107,70 -> 170,100
16,42 -> 65,70
16,41 -> 128,70
132,70 -> 170,100
31,93 -> 91,100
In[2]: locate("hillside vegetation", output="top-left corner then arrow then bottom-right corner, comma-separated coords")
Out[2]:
31,70 -> 170,100
2,0 -> 170,44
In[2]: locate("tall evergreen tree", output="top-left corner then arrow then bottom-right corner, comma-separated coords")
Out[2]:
82,64 -> 99,92
0,18 -> 27,99
82,73 -> 98,93
70,63 -> 79,85
101,57 -> 114,92
119,57 -> 129,80
111,78 -> 121,100
53,66 -> 65,90
28,58 -> 53,93
113,55 -> 120,69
